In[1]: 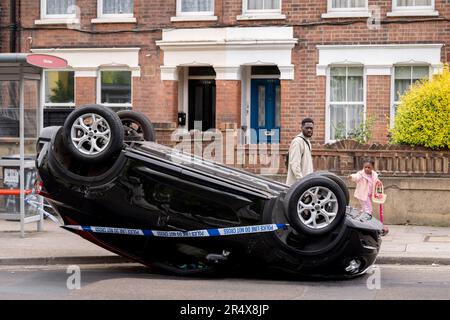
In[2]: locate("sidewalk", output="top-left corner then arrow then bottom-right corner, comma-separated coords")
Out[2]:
1,219 -> 450,266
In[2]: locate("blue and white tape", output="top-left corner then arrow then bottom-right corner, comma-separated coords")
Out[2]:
24,194 -> 289,238
64,223 -> 289,238
25,196 -> 61,224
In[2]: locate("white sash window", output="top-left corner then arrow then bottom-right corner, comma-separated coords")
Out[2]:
178,0 -> 214,15
43,0 -> 76,18
388,0 -> 437,16
245,0 -> 281,13
328,67 -> 365,141
99,0 -> 134,17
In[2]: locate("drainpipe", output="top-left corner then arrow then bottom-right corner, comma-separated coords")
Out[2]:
10,0 -> 17,52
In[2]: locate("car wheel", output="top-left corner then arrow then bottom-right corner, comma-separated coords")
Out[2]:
284,175 -> 347,236
310,171 -> 350,205
117,110 -> 155,142
63,104 -> 124,163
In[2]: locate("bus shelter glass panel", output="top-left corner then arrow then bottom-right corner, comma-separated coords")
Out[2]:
0,78 -> 40,219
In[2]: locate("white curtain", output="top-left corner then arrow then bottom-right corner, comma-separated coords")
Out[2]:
347,67 -> 363,102
330,67 -> 346,102
332,0 -> 366,8
46,0 -> 75,15
248,0 -> 280,10
346,105 -> 363,135
330,105 -> 345,139
182,0 -> 213,12
397,0 -> 430,6
103,0 -> 133,14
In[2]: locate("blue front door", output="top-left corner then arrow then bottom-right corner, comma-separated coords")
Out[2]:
250,79 -> 281,144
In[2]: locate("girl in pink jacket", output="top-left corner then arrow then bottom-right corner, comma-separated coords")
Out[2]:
348,160 -> 380,215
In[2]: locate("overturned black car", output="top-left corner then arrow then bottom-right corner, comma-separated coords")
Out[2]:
36,105 -> 383,278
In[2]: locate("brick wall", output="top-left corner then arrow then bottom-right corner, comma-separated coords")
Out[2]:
216,80 -> 241,130
75,77 -> 96,106
367,75 -> 391,143
1,0 -> 14,52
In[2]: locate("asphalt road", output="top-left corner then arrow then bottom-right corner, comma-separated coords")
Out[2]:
0,264 -> 449,300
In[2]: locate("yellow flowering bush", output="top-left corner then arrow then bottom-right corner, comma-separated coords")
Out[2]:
391,64 -> 450,149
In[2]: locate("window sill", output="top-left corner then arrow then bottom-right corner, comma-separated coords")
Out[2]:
170,16 -> 218,22
386,10 -> 439,17
34,18 -> 80,25
321,11 -> 371,19
236,14 -> 286,21
91,17 -> 137,24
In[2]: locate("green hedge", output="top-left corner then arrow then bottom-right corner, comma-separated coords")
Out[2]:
391,65 -> 450,149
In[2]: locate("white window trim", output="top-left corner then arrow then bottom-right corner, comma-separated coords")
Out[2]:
42,69 -> 76,108
389,64 -> 431,127
325,65 -> 367,143
97,69 -> 133,108
237,0 -> 285,20
322,0 -> 371,18
91,17 -> 137,23
387,0 -> 438,16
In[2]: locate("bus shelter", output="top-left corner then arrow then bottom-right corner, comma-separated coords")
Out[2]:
0,53 -> 67,237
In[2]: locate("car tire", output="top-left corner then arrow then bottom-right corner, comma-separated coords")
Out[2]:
117,110 -> 155,142
284,175 -> 347,236
310,171 -> 350,205
62,105 -> 124,164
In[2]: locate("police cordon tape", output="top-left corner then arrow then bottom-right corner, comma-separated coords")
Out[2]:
25,196 -> 61,224
63,223 -> 289,238
25,194 -> 290,238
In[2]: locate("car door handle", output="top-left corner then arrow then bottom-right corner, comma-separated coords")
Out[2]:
264,131 -> 275,136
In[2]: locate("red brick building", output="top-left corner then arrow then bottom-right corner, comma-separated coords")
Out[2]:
1,0 -> 449,149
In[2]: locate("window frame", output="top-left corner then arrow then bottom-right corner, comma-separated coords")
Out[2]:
393,0 -> 434,12
243,0 -> 282,15
327,0 -> 368,13
42,69 -> 76,108
97,0 -> 134,18
97,69 -> 133,109
388,0 -> 438,16
325,65 -> 367,143
390,64 -> 431,127
176,0 -> 215,16
41,0 -> 77,19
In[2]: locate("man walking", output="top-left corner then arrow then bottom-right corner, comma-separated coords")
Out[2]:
286,118 -> 314,185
